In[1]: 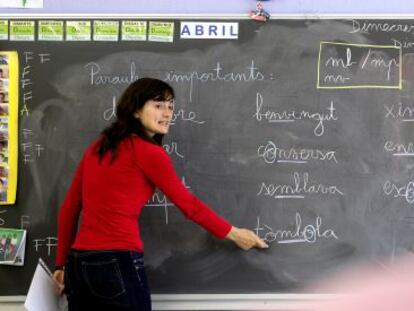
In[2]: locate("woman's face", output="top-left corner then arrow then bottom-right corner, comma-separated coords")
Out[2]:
134,98 -> 174,137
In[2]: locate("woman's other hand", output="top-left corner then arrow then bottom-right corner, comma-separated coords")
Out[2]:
52,269 -> 65,295
226,226 -> 269,250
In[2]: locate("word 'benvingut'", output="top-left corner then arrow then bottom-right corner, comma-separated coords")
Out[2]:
254,93 -> 338,137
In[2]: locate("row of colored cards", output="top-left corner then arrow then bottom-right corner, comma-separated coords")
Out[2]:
0,20 -> 175,42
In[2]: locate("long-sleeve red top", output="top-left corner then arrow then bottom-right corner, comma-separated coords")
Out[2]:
56,136 -> 232,267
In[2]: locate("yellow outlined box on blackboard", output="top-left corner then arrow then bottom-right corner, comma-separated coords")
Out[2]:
0,51 -> 18,205
317,41 -> 402,90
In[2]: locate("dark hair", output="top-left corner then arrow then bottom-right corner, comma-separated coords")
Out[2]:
97,77 -> 175,162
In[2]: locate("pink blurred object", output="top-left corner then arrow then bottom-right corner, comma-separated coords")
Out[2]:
311,255 -> 414,311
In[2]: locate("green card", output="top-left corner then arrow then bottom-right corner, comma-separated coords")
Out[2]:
38,20 -> 64,41
148,21 -> 174,43
93,21 -> 119,41
121,21 -> 147,41
66,21 -> 91,41
0,21 -> 8,41
10,21 -> 35,41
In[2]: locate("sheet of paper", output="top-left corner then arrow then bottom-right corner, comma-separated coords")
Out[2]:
24,259 -> 67,311
0,0 -> 43,8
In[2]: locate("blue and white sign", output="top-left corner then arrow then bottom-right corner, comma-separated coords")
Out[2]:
180,22 -> 238,39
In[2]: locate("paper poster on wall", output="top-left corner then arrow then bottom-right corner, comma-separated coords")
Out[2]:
0,228 -> 26,266
148,21 -> 174,42
0,21 -> 8,40
38,21 -> 64,41
0,52 -> 18,205
66,21 -> 91,41
121,21 -> 147,41
10,21 -> 35,41
93,21 -> 119,41
0,0 -> 43,8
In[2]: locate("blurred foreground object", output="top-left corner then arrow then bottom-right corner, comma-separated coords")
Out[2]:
310,255 -> 414,311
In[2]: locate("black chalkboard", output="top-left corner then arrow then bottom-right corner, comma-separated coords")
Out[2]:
1,18 -> 414,296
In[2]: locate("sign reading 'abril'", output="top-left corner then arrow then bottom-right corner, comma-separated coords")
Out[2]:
180,22 -> 238,39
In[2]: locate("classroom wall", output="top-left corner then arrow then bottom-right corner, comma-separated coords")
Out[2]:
0,303 -> 23,311
0,0 -> 413,15
0,1 -> 413,310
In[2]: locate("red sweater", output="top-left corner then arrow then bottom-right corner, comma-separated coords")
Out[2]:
56,136 -> 232,266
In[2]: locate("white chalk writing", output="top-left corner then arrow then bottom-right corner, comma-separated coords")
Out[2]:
21,216 -> 30,230
253,93 -> 338,136
103,96 -> 117,121
385,102 -> 414,121
383,180 -> 414,204
32,237 -> 57,256
325,47 -> 356,68
164,60 -> 266,101
0,209 -> 6,226
257,141 -> 338,164
20,52 -> 52,116
254,213 -> 339,244
350,20 -> 414,34
21,129 -> 45,164
86,62 -> 140,86
384,141 -> 414,156
324,47 -> 398,82
164,60 -> 265,84
360,49 -> 399,81
146,177 -> 190,224
163,141 -> 184,158
257,172 -> 344,199
171,109 -> 205,125
102,96 -> 205,125
320,42 -> 401,88
392,38 -> 414,49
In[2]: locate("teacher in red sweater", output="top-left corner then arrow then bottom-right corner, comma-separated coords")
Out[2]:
53,77 -> 268,311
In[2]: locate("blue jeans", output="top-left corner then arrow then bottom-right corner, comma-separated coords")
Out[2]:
65,249 -> 151,311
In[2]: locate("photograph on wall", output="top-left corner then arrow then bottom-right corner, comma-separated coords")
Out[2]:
0,78 -> 8,91
0,104 -> 9,116
0,123 -> 8,202
0,91 -> 7,104
0,228 -> 26,266
0,129 -> 8,146
0,117 -> 8,166
0,127 -> 8,155
0,116 -> 8,130
0,176 -> 7,201
0,54 -> 8,65
0,165 -> 8,177
0,65 -> 8,79
0,150 -> 8,164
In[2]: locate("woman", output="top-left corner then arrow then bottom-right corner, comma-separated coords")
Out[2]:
53,78 -> 268,311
